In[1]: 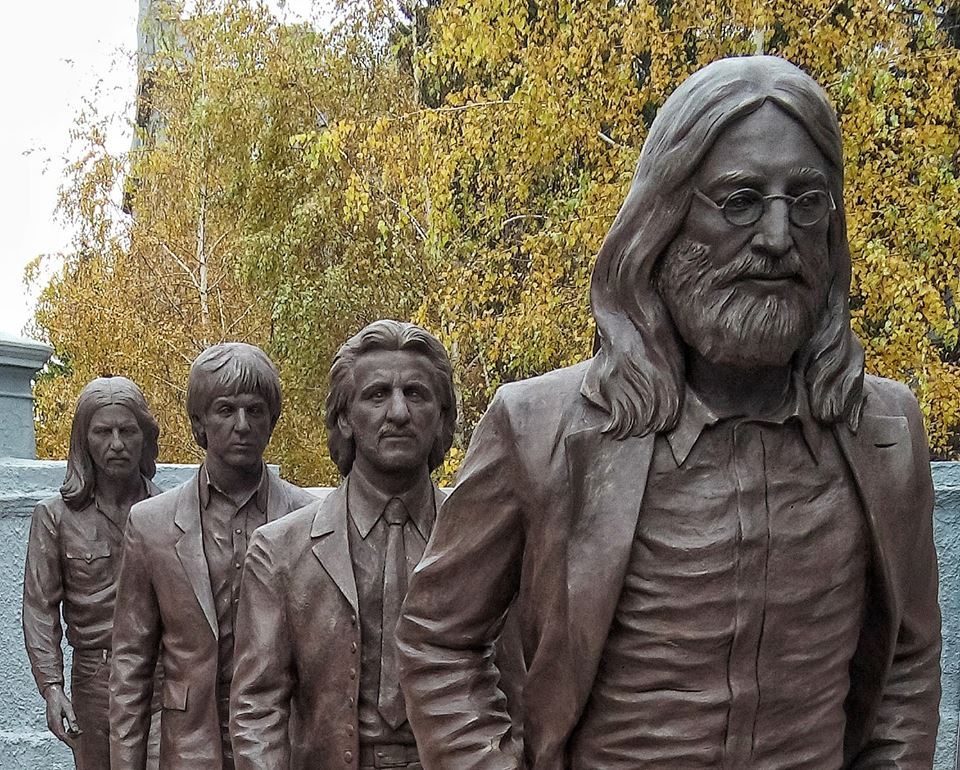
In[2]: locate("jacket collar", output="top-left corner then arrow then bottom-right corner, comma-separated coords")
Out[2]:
172,464 -> 292,640
173,469 -> 219,639
310,479 -> 442,616
310,483 -> 358,614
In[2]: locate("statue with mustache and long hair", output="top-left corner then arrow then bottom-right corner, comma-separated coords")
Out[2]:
23,376 -> 163,769
397,56 -> 941,769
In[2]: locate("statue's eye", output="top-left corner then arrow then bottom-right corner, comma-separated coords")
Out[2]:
790,190 -> 831,226
725,190 -> 760,212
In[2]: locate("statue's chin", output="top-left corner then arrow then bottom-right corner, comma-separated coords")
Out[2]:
677,308 -> 812,370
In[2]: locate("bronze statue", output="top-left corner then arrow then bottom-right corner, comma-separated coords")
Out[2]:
108,343 -> 314,770
23,376 -> 162,769
396,56 -> 942,769
229,320 -> 456,770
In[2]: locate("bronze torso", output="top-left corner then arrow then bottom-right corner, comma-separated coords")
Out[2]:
23,480 -> 159,688
570,391 -> 867,768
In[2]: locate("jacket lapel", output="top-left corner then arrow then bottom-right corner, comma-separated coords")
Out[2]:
834,408 -> 911,758
834,411 -> 910,627
173,471 -> 219,639
264,469 -> 287,522
311,483 -> 359,614
564,423 -> 655,702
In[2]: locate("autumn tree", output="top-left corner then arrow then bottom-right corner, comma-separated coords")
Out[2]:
31,0 -> 416,482
32,0 -> 960,484
310,0 -> 960,458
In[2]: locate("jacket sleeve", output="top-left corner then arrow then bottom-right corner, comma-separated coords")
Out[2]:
109,509 -> 161,770
855,387 -> 942,768
397,392 -> 525,770
230,529 -> 294,770
22,500 -> 66,694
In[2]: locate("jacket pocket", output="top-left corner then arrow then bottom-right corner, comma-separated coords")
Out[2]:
162,679 -> 189,711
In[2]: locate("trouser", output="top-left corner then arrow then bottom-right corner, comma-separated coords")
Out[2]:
70,648 -> 161,770
359,743 -> 422,769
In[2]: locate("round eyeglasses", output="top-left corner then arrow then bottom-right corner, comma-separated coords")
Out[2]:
693,188 -> 836,227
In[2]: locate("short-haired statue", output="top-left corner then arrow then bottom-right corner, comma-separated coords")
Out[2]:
230,320 -> 456,770
23,376 -> 162,769
109,343 -> 314,770
397,56 -> 942,768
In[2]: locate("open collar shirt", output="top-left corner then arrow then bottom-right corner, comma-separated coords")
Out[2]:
570,380 -> 868,769
199,462 -> 270,686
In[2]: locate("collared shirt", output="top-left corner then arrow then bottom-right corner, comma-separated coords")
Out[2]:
346,466 -> 434,747
570,382 -> 867,769
23,478 -> 156,692
199,462 -> 270,688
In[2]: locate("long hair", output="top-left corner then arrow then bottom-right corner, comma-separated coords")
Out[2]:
584,55 -> 864,438
325,320 -> 457,477
60,377 -> 160,510
186,343 -> 283,448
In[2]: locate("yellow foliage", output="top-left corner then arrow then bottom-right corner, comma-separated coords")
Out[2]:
30,0 -> 960,483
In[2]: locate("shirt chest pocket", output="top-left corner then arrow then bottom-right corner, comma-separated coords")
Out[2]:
64,540 -> 113,590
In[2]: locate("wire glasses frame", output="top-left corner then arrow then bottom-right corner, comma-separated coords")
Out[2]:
693,188 -> 836,228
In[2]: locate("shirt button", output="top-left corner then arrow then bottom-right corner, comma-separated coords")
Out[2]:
235,528 -> 242,535
350,641 -> 357,653
350,614 -> 357,625
346,724 -> 355,736
348,668 -> 356,680
347,696 -> 355,707
235,562 -> 241,569
343,750 -> 352,763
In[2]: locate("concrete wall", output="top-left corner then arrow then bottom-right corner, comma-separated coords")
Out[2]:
0,459 -> 957,767
934,462 -> 960,769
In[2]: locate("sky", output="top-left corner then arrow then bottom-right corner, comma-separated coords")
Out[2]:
0,0 -> 320,341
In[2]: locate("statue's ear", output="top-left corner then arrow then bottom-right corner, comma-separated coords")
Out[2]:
337,412 -> 353,441
189,413 -> 207,449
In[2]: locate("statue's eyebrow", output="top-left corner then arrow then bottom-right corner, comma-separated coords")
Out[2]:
359,378 -> 392,396
707,170 -> 765,189
789,166 -> 829,186
704,167 -> 829,190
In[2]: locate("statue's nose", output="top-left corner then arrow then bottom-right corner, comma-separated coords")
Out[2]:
751,199 -> 793,258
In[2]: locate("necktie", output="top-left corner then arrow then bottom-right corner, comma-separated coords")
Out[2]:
378,497 -> 409,729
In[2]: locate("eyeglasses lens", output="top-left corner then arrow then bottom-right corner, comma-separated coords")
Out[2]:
720,189 -> 830,227
790,191 -> 830,226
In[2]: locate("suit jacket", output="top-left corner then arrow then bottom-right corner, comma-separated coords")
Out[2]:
396,360 -> 942,770
229,481 -> 443,770
109,467 -> 314,770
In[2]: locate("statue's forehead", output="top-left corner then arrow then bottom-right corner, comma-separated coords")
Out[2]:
694,103 -> 830,189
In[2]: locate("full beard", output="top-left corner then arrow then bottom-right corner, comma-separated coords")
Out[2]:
656,237 -> 827,368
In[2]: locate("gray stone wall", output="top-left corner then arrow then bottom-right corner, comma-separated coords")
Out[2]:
934,462 -> 960,769
0,459 -> 957,767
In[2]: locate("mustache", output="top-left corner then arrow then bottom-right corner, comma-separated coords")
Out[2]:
681,243 -> 811,290
379,428 -> 416,439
